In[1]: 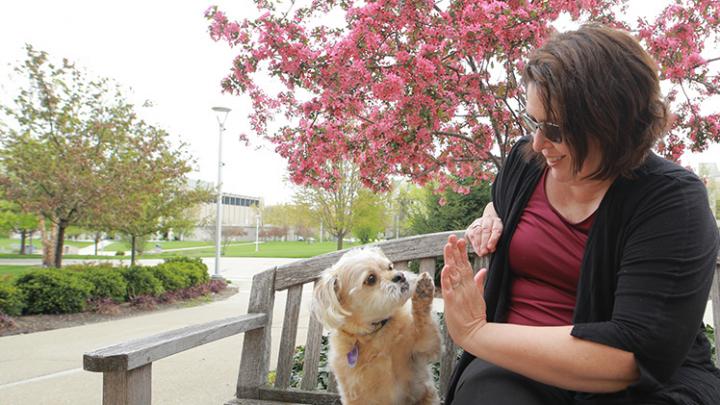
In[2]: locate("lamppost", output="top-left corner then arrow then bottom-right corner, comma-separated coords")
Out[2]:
212,106 -> 231,279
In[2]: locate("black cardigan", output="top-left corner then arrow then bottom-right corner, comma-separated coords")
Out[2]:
446,137 -> 720,404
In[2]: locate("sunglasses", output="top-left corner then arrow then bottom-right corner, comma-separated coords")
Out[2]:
520,111 -> 563,143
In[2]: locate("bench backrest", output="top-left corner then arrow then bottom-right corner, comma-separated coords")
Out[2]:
236,230 -> 478,403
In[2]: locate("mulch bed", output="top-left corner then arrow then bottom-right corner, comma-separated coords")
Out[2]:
0,286 -> 239,337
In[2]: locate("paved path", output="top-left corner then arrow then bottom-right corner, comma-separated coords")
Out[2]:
0,257 -> 300,405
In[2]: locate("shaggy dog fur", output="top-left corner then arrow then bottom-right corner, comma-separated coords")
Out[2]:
312,247 -> 441,405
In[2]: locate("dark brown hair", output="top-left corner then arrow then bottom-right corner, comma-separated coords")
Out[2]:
522,24 -> 668,179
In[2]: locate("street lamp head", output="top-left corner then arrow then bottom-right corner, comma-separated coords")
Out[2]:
212,106 -> 231,113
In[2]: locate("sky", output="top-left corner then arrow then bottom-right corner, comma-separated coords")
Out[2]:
0,1 -> 718,205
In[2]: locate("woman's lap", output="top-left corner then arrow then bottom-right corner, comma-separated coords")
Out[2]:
451,358 -> 677,405
453,358 -> 574,405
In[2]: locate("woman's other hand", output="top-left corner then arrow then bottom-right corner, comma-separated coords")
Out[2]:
466,202 -> 503,256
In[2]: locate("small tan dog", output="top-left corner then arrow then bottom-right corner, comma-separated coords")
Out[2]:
312,247 -> 441,405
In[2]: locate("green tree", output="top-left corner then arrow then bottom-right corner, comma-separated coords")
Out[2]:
0,200 -> 38,254
408,181 -> 492,235
107,173 -> 213,266
294,162 -> 359,250
351,189 -> 386,244
0,45 -> 197,267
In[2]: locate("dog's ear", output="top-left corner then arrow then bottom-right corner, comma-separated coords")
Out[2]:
312,270 -> 348,330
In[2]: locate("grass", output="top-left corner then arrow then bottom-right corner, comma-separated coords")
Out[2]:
0,240 -> 363,260
102,240 -> 213,251
147,241 -> 361,259
0,265 -> 41,281
0,238 -> 93,252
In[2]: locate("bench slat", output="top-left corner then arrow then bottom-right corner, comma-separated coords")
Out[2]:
83,313 -> 267,372
419,257 -> 436,278
394,260 -> 409,271
275,285 -> 304,389
237,269 -> 277,399
301,280 -> 324,391
439,314 -> 458,397
274,231 -> 468,290
259,386 -> 340,405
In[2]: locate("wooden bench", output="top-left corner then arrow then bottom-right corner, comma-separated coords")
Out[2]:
83,230 -> 720,405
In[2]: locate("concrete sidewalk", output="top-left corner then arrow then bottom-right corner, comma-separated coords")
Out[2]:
0,258 -> 303,405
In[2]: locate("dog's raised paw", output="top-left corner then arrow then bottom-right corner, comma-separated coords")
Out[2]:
414,272 -> 434,300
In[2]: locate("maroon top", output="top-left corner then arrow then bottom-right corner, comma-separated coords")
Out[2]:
506,170 -> 595,326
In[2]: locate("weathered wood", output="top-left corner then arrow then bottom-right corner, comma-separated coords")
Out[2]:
84,313 -> 267,372
237,268 -> 277,399
394,260 -> 409,271
259,387 -> 341,405
439,313 -> 458,398
102,363 -> 151,405
274,231 -> 468,290
301,281 -> 324,391
225,399 -> 305,405
472,255 -> 490,274
711,262 -> 720,366
419,258 -> 436,278
327,372 -> 338,393
275,285 -> 303,389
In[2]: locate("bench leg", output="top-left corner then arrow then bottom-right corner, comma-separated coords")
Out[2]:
103,364 -> 152,405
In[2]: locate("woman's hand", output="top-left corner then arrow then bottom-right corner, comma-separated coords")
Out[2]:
465,202 -> 503,257
441,234 -> 488,348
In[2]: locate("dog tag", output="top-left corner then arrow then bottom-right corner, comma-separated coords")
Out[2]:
347,343 -> 359,368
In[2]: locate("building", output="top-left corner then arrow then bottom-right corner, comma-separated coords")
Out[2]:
187,191 -> 264,242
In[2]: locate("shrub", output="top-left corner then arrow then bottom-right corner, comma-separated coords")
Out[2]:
121,266 -> 165,299
115,251 -> 125,256
0,280 -> 25,316
706,324 -> 716,363
163,257 -> 209,286
152,263 -> 192,292
16,270 -> 93,314
68,264 -> 128,302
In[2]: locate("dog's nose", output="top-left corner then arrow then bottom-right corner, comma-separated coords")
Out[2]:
392,273 -> 406,283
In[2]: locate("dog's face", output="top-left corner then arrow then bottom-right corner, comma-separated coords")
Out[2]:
313,247 -> 411,330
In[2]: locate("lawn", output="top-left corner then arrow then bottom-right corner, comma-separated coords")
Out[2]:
0,265 -> 41,281
0,238 -> 93,252
102,240 -> 213,252
0,240 -> 363,261
148,241 -> 362,259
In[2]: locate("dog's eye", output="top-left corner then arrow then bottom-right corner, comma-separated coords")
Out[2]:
388,263 -> 393,271
365,274 -> 377,286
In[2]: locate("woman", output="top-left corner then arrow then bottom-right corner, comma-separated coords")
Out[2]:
441,24 -> 720,404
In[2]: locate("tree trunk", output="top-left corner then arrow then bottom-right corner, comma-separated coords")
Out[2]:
53,222 -> 67,268
336,232 -> 344,250
94,232 -> 101,256
131,234 -> 136,266
39,218 -> 57,267
19,230 -> 27,255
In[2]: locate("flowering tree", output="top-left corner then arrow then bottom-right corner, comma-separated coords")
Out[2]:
207,0 -> 719,192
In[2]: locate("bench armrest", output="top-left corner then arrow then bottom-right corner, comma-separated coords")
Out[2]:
84,313 -> 267,372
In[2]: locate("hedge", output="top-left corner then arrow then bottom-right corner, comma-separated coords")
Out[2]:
0,280 -> 25,316
2,258 -> 219,316
15,270 -> 93,314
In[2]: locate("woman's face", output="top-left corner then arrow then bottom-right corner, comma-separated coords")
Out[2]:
526,83 -> 602,184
